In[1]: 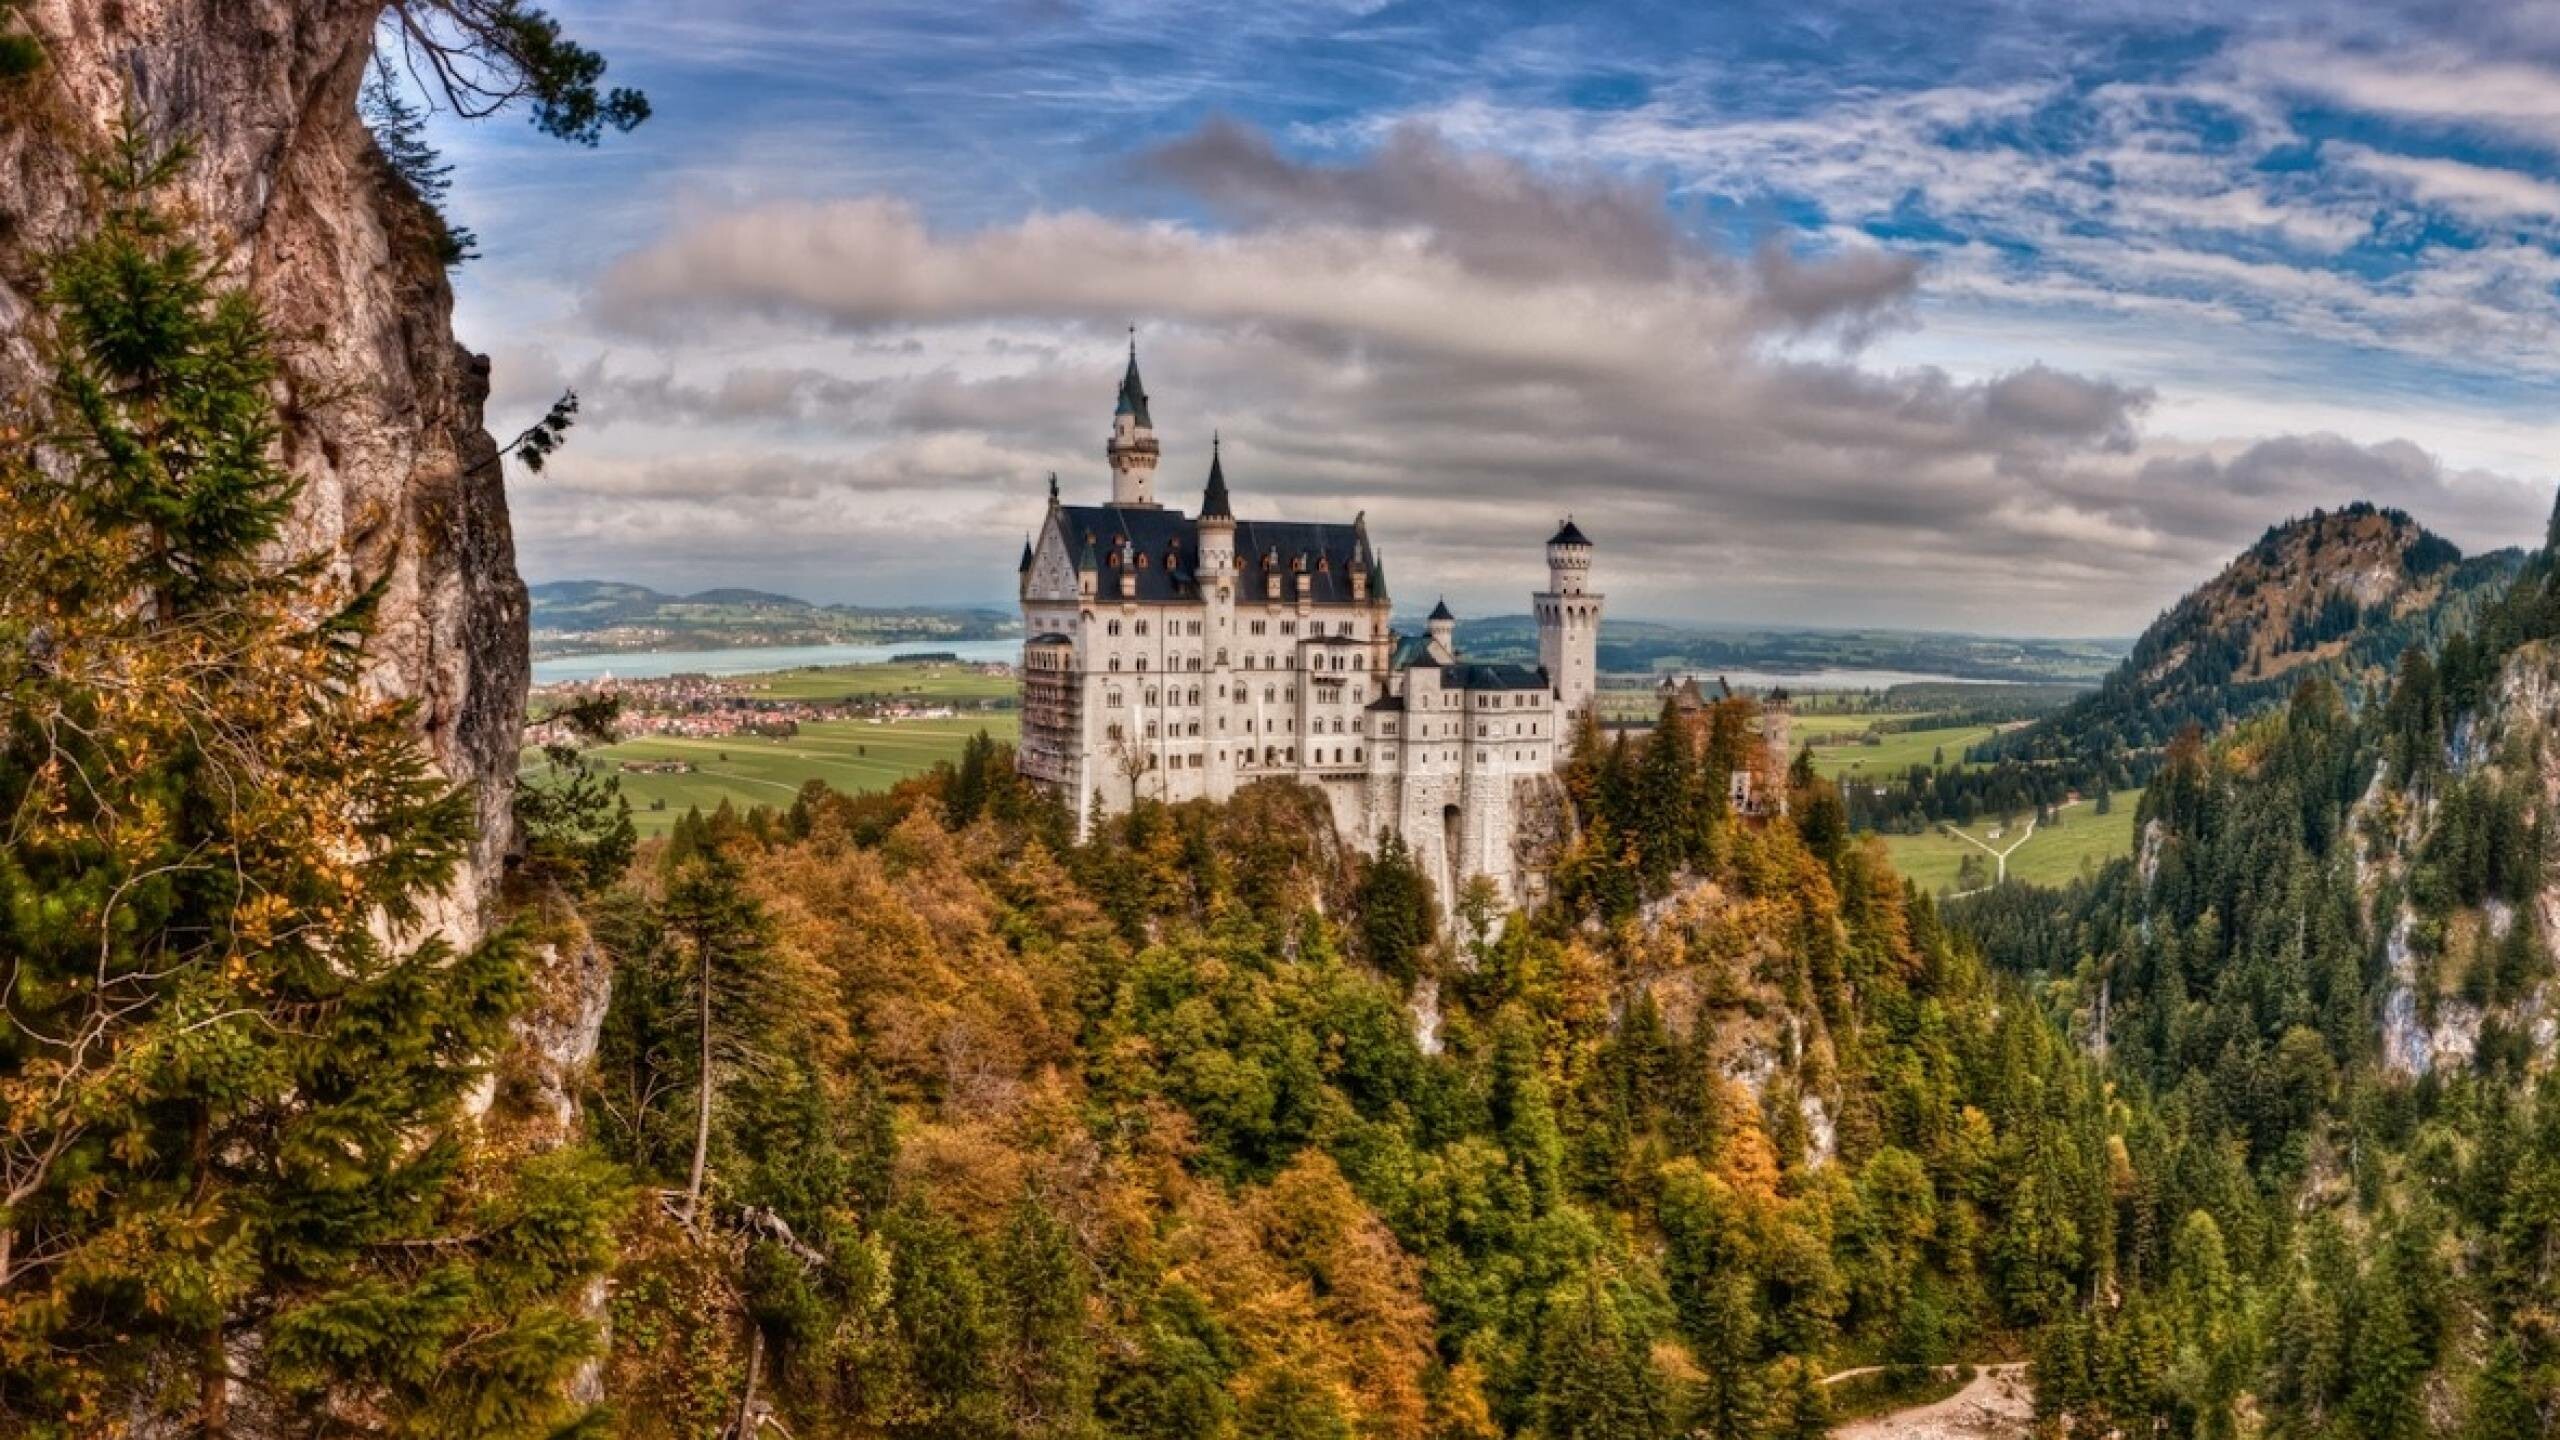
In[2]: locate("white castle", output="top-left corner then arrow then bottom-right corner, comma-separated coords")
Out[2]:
1016,341 -> 1600,906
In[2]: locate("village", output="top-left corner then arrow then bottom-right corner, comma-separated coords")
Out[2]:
525,661 -> 1016,771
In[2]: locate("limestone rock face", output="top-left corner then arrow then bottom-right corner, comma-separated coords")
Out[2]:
0,0 -> 527,940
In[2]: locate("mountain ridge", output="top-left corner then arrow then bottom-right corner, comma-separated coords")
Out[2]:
1988,503 -> 2524,767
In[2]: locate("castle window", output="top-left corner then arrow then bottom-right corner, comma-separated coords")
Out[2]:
1106,620 -> 1121,636
1107,689 -> 1124,707
1106,723 -> 1123,740
1135,619 -> 1149,635
1280,621 -> 1296,636
1352,655 -> 1363,670
1189,621 -> 1203,636
1109,657 -> 1122,672
1135,656 -> 1148,671
1251,620 -> 1266,635
1355,748 -> 1364,762
1263,687 -> 1276,704
1189,655 -> 1202,671
1216,649 -> 1227,666
1147,753 -> 1158,768
1244,654 -> 1255,670
1187,688 -> 1200,705
1145,721 -> 1158,738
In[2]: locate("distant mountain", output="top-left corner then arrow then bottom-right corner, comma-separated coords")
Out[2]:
1988,503 -> 2525,766
1446,614 -> 2127,685
528,580 -> 1018,657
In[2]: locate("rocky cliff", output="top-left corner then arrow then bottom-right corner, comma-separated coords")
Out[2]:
0,0 -> 525,940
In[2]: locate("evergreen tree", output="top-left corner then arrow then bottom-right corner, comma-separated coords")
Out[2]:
0,120 -> 613,1434
1535,1274 -> 1675,1440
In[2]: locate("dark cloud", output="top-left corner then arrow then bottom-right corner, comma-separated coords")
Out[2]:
1137,117 -> 1689,283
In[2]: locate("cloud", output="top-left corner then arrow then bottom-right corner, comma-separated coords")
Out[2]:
549,117 -> 2549,630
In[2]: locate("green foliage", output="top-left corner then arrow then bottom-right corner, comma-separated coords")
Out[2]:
0,0 -> 40,83
383,1 -> 650,144
0,119 -> 611,1432
361,57 -> 479,265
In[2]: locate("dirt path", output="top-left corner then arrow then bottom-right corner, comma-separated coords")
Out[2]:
1829,1363 -> 2034,1439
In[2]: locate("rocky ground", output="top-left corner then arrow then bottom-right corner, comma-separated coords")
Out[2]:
1832,1363 -> 2035,1440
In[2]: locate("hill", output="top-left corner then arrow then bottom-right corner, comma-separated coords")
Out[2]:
528,579 -> 1017,657
1986,504 -> 2522,769
1449,615 -> 2126,684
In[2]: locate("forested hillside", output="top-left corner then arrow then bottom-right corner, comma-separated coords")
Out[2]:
1955,493 -> 2560,1437
1989,505 -> 2520,775
558,701 -> 2137,1438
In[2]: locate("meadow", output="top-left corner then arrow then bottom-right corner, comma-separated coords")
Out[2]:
532,659 -> 1018,833
1803,719 -> 2004,781
1876,790 -> 2143,894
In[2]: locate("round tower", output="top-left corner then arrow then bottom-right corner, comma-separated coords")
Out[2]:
1428,597 -> 1457,659
1535,517 -> 1602,735
1107,334 -> 1160,508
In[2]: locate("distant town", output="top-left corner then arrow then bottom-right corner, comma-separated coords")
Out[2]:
528,659 -> 1017,769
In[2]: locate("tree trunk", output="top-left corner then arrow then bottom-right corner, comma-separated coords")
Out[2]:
685,941 -> 713,1223
732,1324 -> 765,1438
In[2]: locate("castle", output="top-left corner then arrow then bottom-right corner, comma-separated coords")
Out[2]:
1016,342 -> 1600,906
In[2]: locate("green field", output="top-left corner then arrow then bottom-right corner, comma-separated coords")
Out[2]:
725,661 -> 1018,704
1877,790 -> 2142,893
530,660 -> 1021,833
1805,720 -> 2003,782
546,716 -> 1019,833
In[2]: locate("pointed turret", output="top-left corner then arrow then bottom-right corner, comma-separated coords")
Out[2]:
1018,535 -> 1034,573
1106,331 -> 1162,508
1427,597 -> 1456,661
1114,334 -> 1151,428
1201,431 -> 1232,520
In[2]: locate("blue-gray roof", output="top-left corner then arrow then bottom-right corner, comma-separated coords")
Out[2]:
1447,662 -> 1549,692
1115,343 -> 1151,427
1549,517 -> 1590,547
1061,504 -> 1370,604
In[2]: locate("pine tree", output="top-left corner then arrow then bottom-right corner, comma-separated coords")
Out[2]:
360,57 -> 479,265
1359,828 -> 1437,987
0,119 -> 614,1434
1535,1273 -> 1675,1440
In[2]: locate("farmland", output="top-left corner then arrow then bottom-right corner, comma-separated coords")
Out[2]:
529,659 -> 1018,833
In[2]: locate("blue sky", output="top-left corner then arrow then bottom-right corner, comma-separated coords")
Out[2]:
421,0 -> 2560,634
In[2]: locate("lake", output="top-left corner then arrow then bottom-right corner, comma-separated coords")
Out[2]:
1666,667 -> 2022,691
532,637 -> 1023,685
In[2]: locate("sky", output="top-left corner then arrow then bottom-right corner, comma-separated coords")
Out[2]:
421,0 -> 2560,636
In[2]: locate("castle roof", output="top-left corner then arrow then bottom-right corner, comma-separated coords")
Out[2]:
1018,536 -> 1034,572
1390,633 -> 1439,668
1447,662 -> 1549,692
1548,517 -> 1590,547
1060,504 -> 1372,604
1115,340 -> 1151,427
1428,597 -> 1455,622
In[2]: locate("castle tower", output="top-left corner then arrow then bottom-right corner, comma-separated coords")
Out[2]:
1427,597 -> 1456,662
1536,517 -> 1601,732
1198,434 -> 1234,575
1106,335 -> 1160,508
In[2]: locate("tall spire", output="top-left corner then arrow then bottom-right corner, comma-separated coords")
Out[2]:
1114,328 -> 1151,428
1201,430 -> 1232,520
1107,329 -> 1161,507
